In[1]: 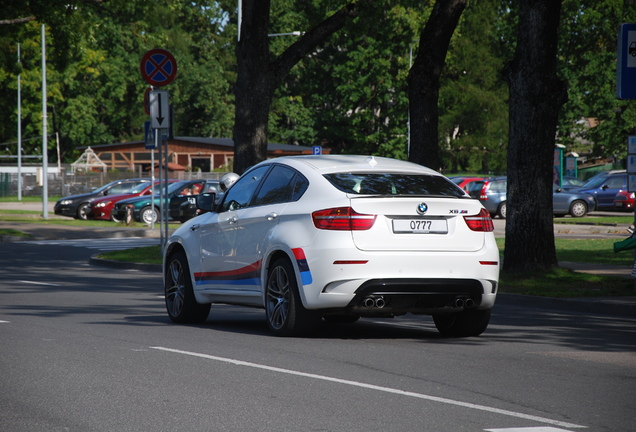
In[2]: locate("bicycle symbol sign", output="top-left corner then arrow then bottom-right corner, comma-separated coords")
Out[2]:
140,49 -> 178,87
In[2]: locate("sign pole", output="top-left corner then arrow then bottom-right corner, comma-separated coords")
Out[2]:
141,48 -> 177,249
161,133 -> 170,248
151,131 -> 156,230
158,129 -> 164,246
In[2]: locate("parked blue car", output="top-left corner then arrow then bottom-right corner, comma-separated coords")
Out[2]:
568,171 -> 627,210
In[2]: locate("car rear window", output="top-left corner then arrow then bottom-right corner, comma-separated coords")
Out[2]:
323,173 -> 465,197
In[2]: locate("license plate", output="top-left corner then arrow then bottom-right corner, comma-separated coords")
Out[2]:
392,219 -> 448,234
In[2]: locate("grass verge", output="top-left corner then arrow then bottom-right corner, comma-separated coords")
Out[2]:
0,228 -> 31,237
495,238 -> 635,297
99,245 -> 163,265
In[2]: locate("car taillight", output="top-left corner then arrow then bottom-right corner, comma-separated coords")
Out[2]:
312,207 -> 376,230
464,208 -> 494,232
479,184 -> 488,200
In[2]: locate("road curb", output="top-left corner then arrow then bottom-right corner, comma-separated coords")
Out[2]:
89,255 -> 162,272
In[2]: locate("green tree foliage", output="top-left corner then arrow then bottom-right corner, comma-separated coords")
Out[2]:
557,0 -> 636,160
2,0 -> 634,175
439,0 -> 508,174
0,0 -> 235,164
267,0 -> 425,159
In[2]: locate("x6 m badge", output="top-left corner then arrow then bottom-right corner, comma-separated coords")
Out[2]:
417,203 -> 428,215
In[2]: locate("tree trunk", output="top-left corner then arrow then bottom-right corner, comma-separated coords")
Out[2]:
233,1 -> 361,174
502,0 -> 567,273
407,0 -> 466,172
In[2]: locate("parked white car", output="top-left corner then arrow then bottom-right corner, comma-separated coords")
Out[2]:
163,155 -> 500,337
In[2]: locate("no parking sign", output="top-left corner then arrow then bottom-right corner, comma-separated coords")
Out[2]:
140,49 -> 177,87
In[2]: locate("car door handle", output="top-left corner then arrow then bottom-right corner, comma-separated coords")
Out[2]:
229,216 -> 238,224
190,224 -> 200,231
267,212 -> 278,221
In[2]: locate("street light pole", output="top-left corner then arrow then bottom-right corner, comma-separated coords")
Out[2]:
17,43 -> 22,201
41,24 -> 48,219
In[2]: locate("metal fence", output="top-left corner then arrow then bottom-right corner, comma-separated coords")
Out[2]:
0,169 -> 225,197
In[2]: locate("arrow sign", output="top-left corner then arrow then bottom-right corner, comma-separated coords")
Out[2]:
149,90 -> 169,129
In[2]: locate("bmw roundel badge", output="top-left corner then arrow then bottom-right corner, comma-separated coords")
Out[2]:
417,203 -> 428,214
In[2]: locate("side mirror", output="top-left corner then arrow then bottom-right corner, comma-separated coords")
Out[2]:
197,192 -> 216,212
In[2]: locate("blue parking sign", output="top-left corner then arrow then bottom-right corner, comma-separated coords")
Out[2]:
144,121 -> 156,149
312,145 -> 322,155
617,23 -> 636,99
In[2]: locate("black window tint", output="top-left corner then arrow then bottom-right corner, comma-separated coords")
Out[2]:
252,165 -> 296,206
292,174 -> 309,201
324,173 -> 465,197
219,165 -> 270,212
467,181 -> 485,193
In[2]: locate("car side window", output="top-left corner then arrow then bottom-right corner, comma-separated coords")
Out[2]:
219,165 -> 270,212
107,182 -> 136,195
292,174 -> 309,201
491,181 -> 506,192
606,177 -> 624,188
252,165 -> 298,206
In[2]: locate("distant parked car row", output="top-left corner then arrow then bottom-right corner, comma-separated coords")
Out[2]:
462,170 -> 635,219
54,178 -> 221,224
54,169 -> 634,227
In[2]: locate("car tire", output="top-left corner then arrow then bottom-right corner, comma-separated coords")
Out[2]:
265,257 -> 319,336
569,200 -> 587,218
432,308 -> 491,337
164,250 -> 211,324
141,206 -> 158,224
497,202 -> 507,219
76,203 -> 89,220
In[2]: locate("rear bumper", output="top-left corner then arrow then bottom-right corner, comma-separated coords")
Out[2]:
298,246 -> 500,315
347,277 -> 496,315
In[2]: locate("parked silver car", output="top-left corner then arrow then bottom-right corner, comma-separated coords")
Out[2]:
468,177 -> 596,218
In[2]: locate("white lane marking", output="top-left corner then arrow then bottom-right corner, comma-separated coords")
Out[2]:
0,320 -> 10,324
151,346 -> 586,429
17,280 -> 60,286
486,427 -> 575,431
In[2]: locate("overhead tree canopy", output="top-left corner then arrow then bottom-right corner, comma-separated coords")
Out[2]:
232,0 -> 362,174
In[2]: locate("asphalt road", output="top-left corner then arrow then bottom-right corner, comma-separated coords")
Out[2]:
1,240 -> 635,432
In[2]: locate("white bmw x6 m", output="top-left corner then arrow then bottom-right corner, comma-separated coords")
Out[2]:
163,155 -> 499,337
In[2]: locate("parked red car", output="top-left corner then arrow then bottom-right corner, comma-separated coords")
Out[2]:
449,176 -> 486,192
86,181 -> 175,221
613,190 -> 635,211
